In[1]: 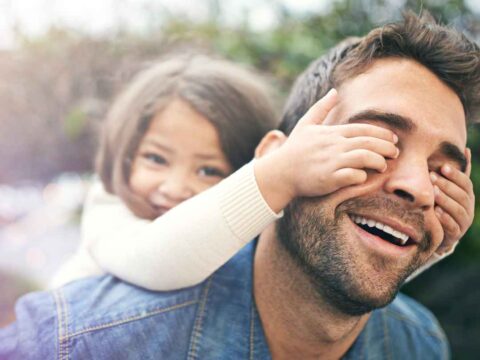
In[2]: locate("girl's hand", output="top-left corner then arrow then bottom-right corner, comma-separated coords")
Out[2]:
255,89 -> 399,212
430,148 -> 475,254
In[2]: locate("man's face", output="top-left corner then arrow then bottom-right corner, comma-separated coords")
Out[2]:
277,58 -> 467,315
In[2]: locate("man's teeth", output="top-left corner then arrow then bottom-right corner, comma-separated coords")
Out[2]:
352,216 -> 409,245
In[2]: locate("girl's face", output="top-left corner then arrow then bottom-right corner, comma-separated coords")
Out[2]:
129,99 -> 233,216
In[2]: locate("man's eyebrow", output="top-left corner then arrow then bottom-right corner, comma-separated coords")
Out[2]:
438,141 -> 467,172
346,110 -> 416,132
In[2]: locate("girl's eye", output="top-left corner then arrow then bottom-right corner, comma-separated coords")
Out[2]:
143,153 -> 167,165
198,166 -> 226,178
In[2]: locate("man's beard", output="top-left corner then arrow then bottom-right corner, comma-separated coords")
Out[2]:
276,195 -> 433,316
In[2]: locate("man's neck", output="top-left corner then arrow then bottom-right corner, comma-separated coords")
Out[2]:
253,225 -> 370,360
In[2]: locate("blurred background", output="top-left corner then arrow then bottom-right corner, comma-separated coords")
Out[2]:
0,0 -> 478,357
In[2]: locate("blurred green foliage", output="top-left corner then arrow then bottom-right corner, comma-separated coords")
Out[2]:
65,107 -> 88,139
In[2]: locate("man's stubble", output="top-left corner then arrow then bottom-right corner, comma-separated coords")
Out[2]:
276,195 -> 433,316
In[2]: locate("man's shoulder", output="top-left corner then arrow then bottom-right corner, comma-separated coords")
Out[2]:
0,276 -> 206,359
386,293 -> 445,336
57,238 -> 257,334
371,293 -> 450,359
58,275 -> 204,334
1,242 -> 256,359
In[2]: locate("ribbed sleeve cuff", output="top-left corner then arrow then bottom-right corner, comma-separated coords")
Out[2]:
218,160 -> 283,244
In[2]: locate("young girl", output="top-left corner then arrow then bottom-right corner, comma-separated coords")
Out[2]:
50,53 -> 459,290
50,54 -> 278,289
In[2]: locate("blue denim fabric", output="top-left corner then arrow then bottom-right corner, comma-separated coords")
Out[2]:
0,242 -> 449,359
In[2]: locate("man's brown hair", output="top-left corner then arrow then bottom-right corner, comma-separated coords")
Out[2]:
279,11 -> 480,134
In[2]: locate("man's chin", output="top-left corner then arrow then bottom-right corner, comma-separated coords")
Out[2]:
321,286 -> 399,317
312,259 -> 410,316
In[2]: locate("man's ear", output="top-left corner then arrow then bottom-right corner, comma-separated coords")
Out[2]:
255,130 -> 287,158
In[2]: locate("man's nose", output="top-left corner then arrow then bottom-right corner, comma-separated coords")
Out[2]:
383,157 -> 435,211
157,170 -> 194,202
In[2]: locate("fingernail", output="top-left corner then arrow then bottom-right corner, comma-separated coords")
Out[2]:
326,88 -> 337,98
393,134 -> 398,143
434,185 -> 440,196
435,206 -> 443,216
395,147 -> 400,158
430,172 -> 437,183
443,165 -> 451,174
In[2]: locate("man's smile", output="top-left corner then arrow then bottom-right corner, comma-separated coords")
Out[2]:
344,208 -> 431,260
349,213 -> 418,246
333,193 -> 431,261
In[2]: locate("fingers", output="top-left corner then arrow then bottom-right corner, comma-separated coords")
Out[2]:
434,206 -> 461,241
430,169 -> 472,209
440,164 -> 474,195
431,159 -> 475,255
431,167 -> 474,235
344,136 -> 399,159
465,148 -> 472,177
433,185 -> 468,230
298,89 -> 338,126
335,123 -> 398,144
338,149 -> 388,173
434,203 -> 462,256
332,168 -> 368,188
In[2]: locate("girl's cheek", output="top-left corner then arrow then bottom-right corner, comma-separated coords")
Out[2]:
129,169 -> 157,196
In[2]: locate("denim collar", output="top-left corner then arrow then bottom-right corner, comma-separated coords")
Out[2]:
185,241 -> 393,359
184,241 -> 268,359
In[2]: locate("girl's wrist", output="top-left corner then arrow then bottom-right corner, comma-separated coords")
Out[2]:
254,152 -> 295,213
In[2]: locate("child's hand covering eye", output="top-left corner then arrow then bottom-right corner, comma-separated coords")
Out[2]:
430,148 -> 475,255
254,89 -> 399,213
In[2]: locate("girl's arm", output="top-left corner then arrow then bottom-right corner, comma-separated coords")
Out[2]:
86,161 -> 282,291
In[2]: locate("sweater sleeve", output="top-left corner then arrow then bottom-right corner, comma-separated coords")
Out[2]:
87,161 -> 282,291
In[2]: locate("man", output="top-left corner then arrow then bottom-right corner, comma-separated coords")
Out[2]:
0,12 -> 477,359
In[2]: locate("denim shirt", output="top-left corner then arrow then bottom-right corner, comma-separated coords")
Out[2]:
0,242 -> 449,359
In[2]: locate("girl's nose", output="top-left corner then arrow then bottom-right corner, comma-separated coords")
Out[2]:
157,171 -> 194,202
